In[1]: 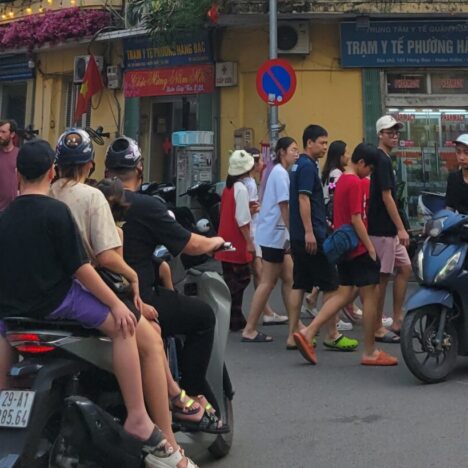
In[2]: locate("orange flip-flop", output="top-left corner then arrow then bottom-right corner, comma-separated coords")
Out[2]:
361,350 -> 398,366
293,332 -> 317,365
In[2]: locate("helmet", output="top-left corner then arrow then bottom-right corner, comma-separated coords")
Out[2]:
105,136 -> 142,170
55,128 -> 94,166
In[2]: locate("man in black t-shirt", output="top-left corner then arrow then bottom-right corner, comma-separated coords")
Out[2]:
446,134 -> 468,214
368,115 -> 412,343
0,140 -> 167,451
105,137 -> 225,408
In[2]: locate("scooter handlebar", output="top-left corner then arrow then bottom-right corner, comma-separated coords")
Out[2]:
216,242 -> 236,252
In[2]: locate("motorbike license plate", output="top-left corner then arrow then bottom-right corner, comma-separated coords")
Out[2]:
0,390 -> 35,428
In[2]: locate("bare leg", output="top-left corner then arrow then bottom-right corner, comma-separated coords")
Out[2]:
360,285 -> 379,358
97,314 -> 155,441
288,288 -> 305,347
375,273 -> 391,338
392,264 -> 412,332
158,261 -> 174,291
280,254 -> 294,319
252,257 -> 277,317
0,336 -> 16,390
135,317 -> 178,449
302,287 -> 355,343
243,261 -> 282,338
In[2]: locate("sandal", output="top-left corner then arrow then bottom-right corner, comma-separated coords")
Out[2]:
323,334 -> 359,351
170,390 -> 203,422
145,447 -> 198,468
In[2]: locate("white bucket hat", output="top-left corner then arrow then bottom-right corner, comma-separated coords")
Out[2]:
228,150 -> 255,176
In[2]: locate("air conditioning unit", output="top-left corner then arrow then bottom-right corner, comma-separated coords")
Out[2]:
106,65 -> 122,89
277,21 -> 310,55
73,56 -> 104,84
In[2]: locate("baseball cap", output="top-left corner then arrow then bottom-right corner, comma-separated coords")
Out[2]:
454,134 -> 468,146
228,150 -> 255,176
376,115 -> 404,134
17,139 -> 55,179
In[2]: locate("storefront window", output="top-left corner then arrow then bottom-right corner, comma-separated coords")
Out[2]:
0,82 -> 27,128
388,108 -> 468,227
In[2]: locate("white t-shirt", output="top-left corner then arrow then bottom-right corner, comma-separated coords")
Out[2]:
323,168 -> 343,202
255,164 -> 290,249
50,181 -> 121,265
241,176 -> 259,239
233,181 -> 251,227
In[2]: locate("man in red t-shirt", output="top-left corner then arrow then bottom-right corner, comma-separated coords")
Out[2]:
294,143 -> 398,366
0,119 -> 19,215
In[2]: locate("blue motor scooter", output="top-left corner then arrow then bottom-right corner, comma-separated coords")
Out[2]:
401,209 -> 468,383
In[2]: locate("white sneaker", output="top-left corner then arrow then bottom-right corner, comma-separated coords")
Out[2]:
382,316 -> 394,328
263,312 -> 288,325
145,448 -> 198,468
337,319 -> 353,331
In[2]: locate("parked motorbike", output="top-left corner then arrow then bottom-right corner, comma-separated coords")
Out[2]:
0,244 -> 235,467
401,209 -> 468,384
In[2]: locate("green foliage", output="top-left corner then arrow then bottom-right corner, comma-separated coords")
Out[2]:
127,0 -> 218,44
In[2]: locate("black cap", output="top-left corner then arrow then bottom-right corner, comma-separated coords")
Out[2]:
17,139 -> 55,179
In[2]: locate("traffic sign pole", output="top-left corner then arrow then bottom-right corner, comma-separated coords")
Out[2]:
269,0 -> 280,148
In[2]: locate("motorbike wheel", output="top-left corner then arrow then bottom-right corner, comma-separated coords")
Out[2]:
401,306 -> 458,384
208,394 -> 234,459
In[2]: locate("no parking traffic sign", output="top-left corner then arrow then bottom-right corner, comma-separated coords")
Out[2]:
256,58 -> 297,106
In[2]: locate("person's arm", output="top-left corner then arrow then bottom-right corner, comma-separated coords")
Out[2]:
382,190 -> 409,246
299,194 -> 316,254
96,249 -> 144,313
279,201 -> 289,231
74,263 -> 136,337
239,224 -> 255,255
182,233 -> 226,255
351,214 -> 377,261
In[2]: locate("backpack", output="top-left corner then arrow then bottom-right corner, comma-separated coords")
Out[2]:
323,224 -> 359,265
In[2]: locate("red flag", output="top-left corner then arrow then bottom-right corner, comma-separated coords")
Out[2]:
74,55 -> 104,123
207,4 -> 219,23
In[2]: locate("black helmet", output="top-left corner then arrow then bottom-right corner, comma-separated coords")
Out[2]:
105,136 -> 142,170
55,128 -> 94,166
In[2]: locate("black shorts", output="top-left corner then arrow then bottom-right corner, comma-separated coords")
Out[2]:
290,240 -> 338,292
338,253 -> 381,287
260,246 -> 285,263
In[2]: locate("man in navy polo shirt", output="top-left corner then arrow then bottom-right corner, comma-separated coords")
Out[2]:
287,124 -> 357,351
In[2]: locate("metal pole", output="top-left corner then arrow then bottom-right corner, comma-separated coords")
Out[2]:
269,0 -> 280,148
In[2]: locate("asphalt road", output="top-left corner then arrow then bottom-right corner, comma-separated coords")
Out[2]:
197,281 -> 468,468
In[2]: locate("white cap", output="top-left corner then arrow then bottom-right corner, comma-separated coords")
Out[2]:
454,134 -> 468,146
376,115 -> 404,134
227,150 -> 255,176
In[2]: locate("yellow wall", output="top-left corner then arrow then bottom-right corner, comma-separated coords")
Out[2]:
33,42 -> 125,178
219,22 -> 363,176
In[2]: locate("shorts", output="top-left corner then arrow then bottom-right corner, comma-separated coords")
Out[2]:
370,235 -> 411,274
290,240 -> 339,292
260,246 -> 285,264
46,280 -> 110,328
338,253 -> 381,287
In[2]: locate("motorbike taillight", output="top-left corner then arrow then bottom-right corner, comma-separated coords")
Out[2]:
7,332 -> 55,354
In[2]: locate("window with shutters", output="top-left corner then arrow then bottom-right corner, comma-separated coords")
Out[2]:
65,80 -> 91,129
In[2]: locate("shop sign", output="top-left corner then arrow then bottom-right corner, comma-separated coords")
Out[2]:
123,64 -> 215,98
392,113 -> 415,122
442,114 -> 465,122
123,34 -> 212,70
215,62 -> 238,87
340,21 -> 468,68
0,54 -> 33,81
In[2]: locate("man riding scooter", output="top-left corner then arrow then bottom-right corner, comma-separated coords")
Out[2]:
103,137 -> 227,426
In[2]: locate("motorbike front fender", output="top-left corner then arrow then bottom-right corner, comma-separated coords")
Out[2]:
405,287 -> 454,312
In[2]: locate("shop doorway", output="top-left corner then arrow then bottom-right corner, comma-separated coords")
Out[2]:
149,96 -> 197,183
388,108 -> 468,227
0,82 -> 28,128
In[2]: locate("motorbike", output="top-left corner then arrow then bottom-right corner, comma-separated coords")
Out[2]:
0,244 -> 235,467
401,209 -> 468,384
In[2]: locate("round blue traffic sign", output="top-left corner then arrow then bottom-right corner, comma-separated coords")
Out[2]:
256,59 -> 297,106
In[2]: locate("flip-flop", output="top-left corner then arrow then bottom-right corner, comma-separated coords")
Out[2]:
375,331 -> 400,343
323,334 -> 359,351
293,332 -> 317,365
361,350 -> 398,366
287,337 -> 316,350
241,331 -> 273,343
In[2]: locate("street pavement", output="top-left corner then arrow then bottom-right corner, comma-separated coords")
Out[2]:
197,281 -> 468,468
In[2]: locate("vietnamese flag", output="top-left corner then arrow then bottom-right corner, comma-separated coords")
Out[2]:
74,55 -> 104,123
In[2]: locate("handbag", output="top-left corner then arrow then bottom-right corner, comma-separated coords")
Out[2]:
323,224 -> 359,265
96,268 -> 132,297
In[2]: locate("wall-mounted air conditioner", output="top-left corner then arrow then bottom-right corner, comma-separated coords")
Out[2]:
73,55 -> 104,83
277,21 -> 310,55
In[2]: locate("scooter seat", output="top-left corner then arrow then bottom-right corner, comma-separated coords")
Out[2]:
3,316 -> 103,337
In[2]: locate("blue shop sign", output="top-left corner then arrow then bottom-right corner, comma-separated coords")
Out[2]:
340,21 -> 468,68
124,34 -> 212,70
0,54 -> 33,81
